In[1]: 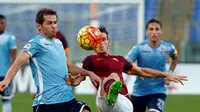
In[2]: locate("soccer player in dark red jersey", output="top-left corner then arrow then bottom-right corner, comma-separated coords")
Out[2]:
66,26 -> 187,112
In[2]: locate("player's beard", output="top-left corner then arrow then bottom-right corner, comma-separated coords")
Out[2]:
0,28 -> 4,34
0,30 -> 4,34
45,31 -> 56,39
152,40 -> 157,43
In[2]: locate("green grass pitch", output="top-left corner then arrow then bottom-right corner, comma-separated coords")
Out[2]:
0,93 -> 199,112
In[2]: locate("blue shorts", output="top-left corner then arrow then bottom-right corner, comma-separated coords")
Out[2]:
0,77 -> 13,100
131,93 -> 166,112
33,98 -> 91,112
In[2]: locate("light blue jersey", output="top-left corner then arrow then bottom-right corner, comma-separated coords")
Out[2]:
127,40 -> 177,96
0,32 -> 16,77
22,34 -> 74,106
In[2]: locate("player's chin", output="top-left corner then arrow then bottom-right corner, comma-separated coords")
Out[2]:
96,50 -> 106,54
49,34 -> 56,38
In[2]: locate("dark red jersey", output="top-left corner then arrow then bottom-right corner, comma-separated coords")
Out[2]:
82,54 -> 133,96
56,31 -> 69,49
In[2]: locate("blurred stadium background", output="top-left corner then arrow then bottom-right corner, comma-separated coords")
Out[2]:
0,0 -> 200,112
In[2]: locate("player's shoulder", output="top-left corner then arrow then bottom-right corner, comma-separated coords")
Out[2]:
161,40 -> 175,48
54,38 -> 62,44
82,55 -> 95,63
28,35 -> 43,43
3,31 -> 13,35
140,40 -> 148,45
3,31 -> 15,38
131,40 -> 148,50
136,39 -> 149,47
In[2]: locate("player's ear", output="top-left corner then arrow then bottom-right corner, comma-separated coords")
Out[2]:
36,23 -> 42,31
108,40 -> 111,46
160,30 -> 163,34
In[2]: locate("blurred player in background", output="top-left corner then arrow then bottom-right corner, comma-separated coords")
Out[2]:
0,14 -> 17,112
56,30 -> 71,62
0,8 -> 101,112
66,26 -> 186,112
126,19 -> 178,112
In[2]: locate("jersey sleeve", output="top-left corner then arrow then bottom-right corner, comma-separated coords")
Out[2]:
126,45 -> 139,62
22,39 -> 40,57
82,56 -> 93,71
169,44 -> 178,59
123,57 -> 134,72
8,35 -> 17,49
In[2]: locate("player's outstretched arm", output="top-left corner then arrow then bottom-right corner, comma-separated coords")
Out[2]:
0,52 -> 30,91
67,60 -> 101,87
66,74 -> 85,86
127,66 -> 187,85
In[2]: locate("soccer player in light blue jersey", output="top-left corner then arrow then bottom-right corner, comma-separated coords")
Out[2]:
0,14 -> 17,112
126,19 -> 179,112
0,8 -> 100,112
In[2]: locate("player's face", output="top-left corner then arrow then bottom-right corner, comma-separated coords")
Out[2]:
95,32 -> 109,54
38,15 -> 57,39
146,22 -> 162,42
0,19 -> 6,34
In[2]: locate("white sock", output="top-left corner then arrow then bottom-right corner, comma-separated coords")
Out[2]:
2,101 -> 12,112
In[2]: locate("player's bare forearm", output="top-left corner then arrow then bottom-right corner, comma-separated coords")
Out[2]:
125,66 -> 165,78
67,61 -> 91,77
140,68 -> 168,78
66,74 -> 85,86
4,52 -> 30,82
169,57 -> 178,71
65,48 -> 71,62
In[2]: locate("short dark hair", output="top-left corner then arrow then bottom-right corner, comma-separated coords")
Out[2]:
0,14 -> 6,20
146,19 -> 162,29
36,8 -> 57,24
98,26 -> 109,40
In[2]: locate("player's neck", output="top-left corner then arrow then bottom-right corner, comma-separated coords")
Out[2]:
40,32 -> 54,40
148,40 -> 160,48
98,53 -> 109,56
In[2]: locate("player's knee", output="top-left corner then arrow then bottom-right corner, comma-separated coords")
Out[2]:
82,109 -> 90,112
81,105 -> 91,112
149,108 -> 161,112
109,73 -> 120,80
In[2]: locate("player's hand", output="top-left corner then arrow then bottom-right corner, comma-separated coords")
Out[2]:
66,74 -> 84,86
164,78 -> 170,85
88,71 -> 101,88
139,77 -> 145,80
0,79 -> 10,91
166,74 -> 187,85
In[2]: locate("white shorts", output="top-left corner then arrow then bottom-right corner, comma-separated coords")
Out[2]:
96,82 -> 133,112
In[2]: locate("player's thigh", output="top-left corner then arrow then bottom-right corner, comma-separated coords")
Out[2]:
68,99 -> 91,112
103,73 -> 120,84
148,93 -> 166,112
115,94 -> 133,112
131,95 -> 147,112
33,99 -> 91,112
96,94 -> 133,112
0,77 -> 13,100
